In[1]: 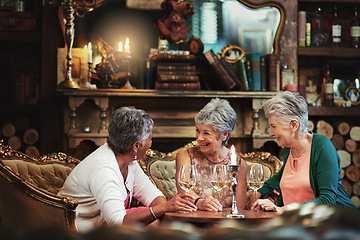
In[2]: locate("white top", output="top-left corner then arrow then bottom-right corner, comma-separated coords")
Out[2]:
59,143 -> 164,232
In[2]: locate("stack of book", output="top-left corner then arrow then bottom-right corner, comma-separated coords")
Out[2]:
200,50 -> 244,91
155,62 -> 200,90
146,51 -> 200,91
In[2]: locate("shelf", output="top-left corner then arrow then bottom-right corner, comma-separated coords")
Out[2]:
0,31 -> 41,42
308,106 -> 360,116
57,89 -> 278,99
298,47 -> 360,57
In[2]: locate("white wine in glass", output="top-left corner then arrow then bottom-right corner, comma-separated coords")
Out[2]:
210,164 -> 229,202
178,165 -> 197,193
247,163 -> 265,200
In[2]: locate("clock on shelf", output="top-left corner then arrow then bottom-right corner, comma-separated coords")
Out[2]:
187,36 -> 204,55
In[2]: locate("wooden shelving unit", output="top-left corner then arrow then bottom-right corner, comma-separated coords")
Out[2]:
308,106 -> 360,116
298,47 -> 360,57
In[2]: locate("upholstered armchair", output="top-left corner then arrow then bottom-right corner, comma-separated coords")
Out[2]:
0,141 -> 80,233
138,141 -> 282,206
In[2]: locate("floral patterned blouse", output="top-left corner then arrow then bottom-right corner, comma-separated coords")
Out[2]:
187,145 -> 234,208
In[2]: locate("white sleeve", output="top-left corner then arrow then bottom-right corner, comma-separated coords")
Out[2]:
132,162 -> 165,206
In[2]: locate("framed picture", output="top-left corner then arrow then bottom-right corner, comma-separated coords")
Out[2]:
221,45 -> 246,64
345,86 -> 360,105
57,48 -> 89,85
238,28 -> 272,55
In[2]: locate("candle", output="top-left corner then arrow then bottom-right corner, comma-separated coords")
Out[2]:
124,37 -> 130,54
230,145 -> 237,165
118,41 -> 123,52
88,42 -> 92,63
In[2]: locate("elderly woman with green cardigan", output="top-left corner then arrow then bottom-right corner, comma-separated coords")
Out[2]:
250,91 -> 356,211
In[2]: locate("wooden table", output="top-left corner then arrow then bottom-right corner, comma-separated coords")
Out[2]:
164,209 -> 279,228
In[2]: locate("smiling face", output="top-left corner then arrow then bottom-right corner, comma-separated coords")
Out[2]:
195,123 -> 227,154
268,114 -> 294,148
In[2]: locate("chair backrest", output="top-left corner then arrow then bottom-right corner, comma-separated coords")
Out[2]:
138,142 -> 282,204
137,142 -> 196,200
0,141 -> 80,233
239,152 -> 282,182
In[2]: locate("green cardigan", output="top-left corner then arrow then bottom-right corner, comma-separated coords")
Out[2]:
258,133 -> 356,208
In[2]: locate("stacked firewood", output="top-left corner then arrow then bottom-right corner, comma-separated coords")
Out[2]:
1,116 -> 40,157
310,119 -> 360,208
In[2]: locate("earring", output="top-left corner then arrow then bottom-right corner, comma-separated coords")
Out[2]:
134,154 -> 137,161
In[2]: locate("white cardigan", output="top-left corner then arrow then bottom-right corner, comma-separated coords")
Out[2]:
59,143 -> 164,232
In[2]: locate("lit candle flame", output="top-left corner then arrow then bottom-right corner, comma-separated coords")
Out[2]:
124,37 -> 130,54
88,42 -> 92,63
230,145 -> 237,165
118,41 -> 123,52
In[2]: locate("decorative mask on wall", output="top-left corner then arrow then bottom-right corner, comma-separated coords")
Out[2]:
155,0 -> 194,44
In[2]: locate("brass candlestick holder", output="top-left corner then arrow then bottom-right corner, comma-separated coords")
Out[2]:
88,62 -> 92,83
226,164 -> 245,218
121,54 -> 135,89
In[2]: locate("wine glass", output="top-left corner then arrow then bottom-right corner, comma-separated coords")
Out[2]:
210,164 -> 229,201
178,165 -> 197,194
178,165 -> 198,213
246,163 -> 265,203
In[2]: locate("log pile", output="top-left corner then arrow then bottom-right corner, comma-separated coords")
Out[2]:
1,116 -> 40,157
313,119 -> 360,208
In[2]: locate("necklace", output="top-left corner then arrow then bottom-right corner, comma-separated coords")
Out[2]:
205,151 -> 229,164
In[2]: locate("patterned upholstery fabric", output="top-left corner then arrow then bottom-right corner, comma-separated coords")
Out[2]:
0,141 -> 80,233
2,160 -> 73,194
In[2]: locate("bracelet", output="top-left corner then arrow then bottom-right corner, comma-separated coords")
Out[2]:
194,197 -> 202,206
149,207 -> 157,220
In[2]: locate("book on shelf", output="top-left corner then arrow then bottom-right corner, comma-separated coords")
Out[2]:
203,49 -> 243,91
145,58 -> 156,89
276,59 -> 281,91
156,62 -> 196,71
230,58 -> 249,91
248,53 -> 261,91
260,55 -> 267,91
197,54 -> 221,90
154,81 -> 201,90
157,74 -> 199,82
262,53 -> 279,92
245,58 -> 253,91
157,70 -> 197,76
219,58 -> 244,91
155,53 -> 197,62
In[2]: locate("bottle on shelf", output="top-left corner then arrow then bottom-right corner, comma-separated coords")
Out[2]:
322,64 -> 334,107
330,5 -> 342,48
298,11 -> 306,47
350,6 -> 360,48
312,7 -> 328,47
306,12 -> 312,47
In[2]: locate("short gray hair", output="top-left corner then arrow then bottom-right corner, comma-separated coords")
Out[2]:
195,98 -> 237,145
263,91 -> 309,135
107,106 -> 154,154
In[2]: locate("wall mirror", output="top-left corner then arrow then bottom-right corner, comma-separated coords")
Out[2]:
191,0 -> 285,56
58,0 -> 285,88
70,0 -> 285,57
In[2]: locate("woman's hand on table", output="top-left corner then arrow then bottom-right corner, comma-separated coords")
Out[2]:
167,193 -> 197,212
197,196 -> 223,212
251,199 -> 281,212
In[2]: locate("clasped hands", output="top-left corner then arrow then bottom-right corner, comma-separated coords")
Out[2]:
168,194 -> 223,212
